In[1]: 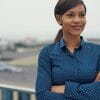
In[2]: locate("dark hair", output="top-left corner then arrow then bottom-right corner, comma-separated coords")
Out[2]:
54,29 -> 63,43
54,0 -> 86,43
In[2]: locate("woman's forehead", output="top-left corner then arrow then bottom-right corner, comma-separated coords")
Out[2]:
67,4 -> 85,12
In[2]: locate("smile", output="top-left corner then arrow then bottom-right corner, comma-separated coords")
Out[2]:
71,26 -> 83,30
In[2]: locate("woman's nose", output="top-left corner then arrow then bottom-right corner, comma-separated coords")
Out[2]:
73,16 -> 81,23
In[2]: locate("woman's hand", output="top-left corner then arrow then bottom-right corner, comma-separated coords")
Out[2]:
51,85 -> 65,94
95,72 -> 100,82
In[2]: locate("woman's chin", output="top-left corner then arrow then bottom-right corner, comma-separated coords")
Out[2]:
71,32 -> 81,36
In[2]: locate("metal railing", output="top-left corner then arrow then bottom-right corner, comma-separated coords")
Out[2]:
0,83 -> 36,100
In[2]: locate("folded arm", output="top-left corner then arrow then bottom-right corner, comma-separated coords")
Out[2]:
51,72 -> 100,100
35,47 -> 66,100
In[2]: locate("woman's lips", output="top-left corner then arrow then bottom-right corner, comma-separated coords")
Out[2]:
71,26 -> 83,30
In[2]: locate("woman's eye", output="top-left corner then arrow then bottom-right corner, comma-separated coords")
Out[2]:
65,12 -> 86,18
80,13 -> 86,17
66,13 -> 74,17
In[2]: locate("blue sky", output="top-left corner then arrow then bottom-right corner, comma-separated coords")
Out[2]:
0,0 -> 100,41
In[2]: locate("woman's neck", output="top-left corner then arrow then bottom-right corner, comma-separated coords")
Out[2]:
63,33 -> 81,49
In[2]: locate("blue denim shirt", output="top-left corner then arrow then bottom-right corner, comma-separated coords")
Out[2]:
36,37 -> 100,100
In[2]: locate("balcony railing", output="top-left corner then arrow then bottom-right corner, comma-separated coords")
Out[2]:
0,83 -> 35,100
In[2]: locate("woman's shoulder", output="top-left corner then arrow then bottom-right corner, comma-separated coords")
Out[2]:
39,43 -> 57,55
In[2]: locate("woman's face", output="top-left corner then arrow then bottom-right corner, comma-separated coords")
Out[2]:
57,4 -> 86,36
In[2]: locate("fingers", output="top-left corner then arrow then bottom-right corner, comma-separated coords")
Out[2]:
95,73 -> 100,82
51,85 -> 65,94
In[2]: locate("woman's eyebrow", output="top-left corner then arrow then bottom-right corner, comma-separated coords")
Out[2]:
67,11 -> 74,13
67,10 -> 85,13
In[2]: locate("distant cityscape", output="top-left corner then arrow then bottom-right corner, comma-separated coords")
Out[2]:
0,37 -> 100,53
0,37 -> 52,55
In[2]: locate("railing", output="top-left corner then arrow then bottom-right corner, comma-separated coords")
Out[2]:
0,83 -> 36,100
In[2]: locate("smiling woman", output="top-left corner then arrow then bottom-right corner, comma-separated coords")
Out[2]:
35,0 -> 100,100
0,0 -> 100,41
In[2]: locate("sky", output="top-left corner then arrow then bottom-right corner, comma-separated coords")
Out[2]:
0,0 -> 100,41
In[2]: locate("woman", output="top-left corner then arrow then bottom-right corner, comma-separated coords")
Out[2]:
35,0 -> 100,100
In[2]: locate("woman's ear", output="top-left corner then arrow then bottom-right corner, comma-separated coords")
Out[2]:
55,15 -> 62,25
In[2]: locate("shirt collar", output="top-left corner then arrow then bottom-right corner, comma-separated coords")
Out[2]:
59,36 -> 86,49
